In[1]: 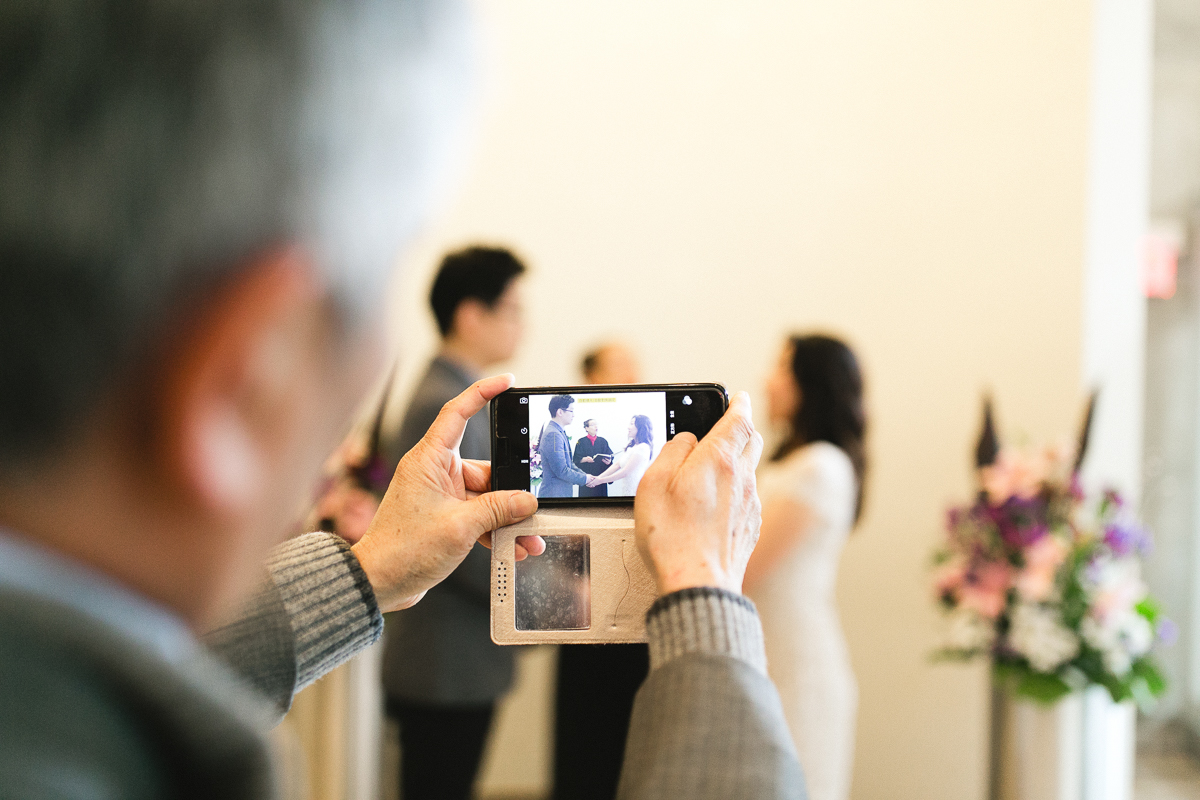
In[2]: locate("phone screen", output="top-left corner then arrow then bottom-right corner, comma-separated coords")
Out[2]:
491,384 -> 727,502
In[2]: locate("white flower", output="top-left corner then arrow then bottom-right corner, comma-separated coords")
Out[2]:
1081,557 -> 1146,625
946,609 -> 995,652
1126,612 -> 1154,656
1081,610 -> 1153,677
1008,602 -> 1080,673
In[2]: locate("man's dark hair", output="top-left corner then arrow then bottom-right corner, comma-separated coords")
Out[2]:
584,419 -> 596,429
548,395 -> 574,418
581,347 -> 604,380
429,246 -> 526,337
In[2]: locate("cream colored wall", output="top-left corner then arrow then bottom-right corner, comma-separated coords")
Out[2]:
387,2 -> 1097,798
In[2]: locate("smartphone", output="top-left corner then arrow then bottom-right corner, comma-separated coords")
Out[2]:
490,383 -> 729,504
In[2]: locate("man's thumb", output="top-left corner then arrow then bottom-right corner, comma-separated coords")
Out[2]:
456,490 -> 538,537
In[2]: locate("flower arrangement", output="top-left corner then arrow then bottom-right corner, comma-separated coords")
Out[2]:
307,366 -> 395,544
933,396 -> 1170,709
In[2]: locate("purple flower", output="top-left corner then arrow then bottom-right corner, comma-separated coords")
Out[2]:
1104,521 -> 1151,557
1158,618 -> 1179,647
987,497 -> 1049,549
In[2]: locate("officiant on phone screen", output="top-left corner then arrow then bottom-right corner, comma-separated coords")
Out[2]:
573,419 -> 613,498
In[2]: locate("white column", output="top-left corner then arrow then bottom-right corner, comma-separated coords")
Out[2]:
1079,0 -> 1153,503
1079,2 -> 1153,799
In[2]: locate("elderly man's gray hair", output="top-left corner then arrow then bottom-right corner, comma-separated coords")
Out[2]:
0,0 -> 473,465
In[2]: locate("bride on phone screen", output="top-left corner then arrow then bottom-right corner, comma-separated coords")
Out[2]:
590,415 -> 654,497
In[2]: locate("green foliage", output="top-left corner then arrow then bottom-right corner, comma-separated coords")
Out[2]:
993,662 -> 1072,705
993,650 -> 1167,711
931,647 -> 983,663
1136,597 -> 1160,624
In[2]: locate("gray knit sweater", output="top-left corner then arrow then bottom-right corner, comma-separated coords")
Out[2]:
210,532 -> 768,712
0,531 -> 800,798
212,532 -> 805,798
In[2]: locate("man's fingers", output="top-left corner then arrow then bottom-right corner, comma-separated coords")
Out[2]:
462,459 -> 492,494
741,427 -> 765,472
516,535 -> 546,558
425,374 -> 516,451
477,532 -> 545,561
642,432 -> 698,488
456,489 -> 537,539
702,391 -> 757,463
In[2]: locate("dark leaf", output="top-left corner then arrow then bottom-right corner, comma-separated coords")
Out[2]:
976,395 -> 1000,469
1073,390 -> 1099,474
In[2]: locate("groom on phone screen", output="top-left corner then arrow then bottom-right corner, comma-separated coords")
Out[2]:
574,419 -> 613,498
537,395 -> 593,498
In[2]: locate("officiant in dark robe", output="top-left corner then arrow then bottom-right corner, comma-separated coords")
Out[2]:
573,419 -> 613,498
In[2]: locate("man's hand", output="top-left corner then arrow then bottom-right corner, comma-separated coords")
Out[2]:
581,456 -> 594,464
585,475 -> 598,488
351,374 -> 544,613
633,391 -> 764,596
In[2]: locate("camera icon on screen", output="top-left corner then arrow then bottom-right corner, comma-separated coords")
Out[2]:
519,397 -> 529,405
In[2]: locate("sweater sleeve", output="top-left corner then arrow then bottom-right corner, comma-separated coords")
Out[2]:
617,587 -> 807,800
203,532 -> 384,717
643,587 -> 768,673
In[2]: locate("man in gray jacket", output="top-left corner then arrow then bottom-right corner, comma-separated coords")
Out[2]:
381,246 -> 528,800
537,395 -> 595,498
0,2 -> 806,799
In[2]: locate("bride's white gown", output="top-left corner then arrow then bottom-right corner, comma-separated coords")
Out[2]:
748,441 -> 858,800
609,442 -> 651,497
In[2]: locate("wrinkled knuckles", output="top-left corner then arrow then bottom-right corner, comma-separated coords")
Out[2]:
729,413 -> 756,441
714,453 -> 737,480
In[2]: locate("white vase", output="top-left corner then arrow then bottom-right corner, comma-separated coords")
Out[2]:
1080,686 -> 1136,800
989,685 -> 1135,800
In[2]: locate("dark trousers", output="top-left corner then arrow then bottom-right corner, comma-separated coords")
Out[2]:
552,643 -> 650,800
387,699 -> 495,800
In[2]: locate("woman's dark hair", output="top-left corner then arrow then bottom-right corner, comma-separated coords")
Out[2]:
773,335 -> 867,523
628,415 -> 654,453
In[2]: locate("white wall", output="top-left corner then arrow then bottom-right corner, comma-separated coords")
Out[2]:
386,2 -> 1098,798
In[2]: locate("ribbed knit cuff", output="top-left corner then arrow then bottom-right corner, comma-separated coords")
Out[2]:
645,587 -> 767,675
268,532 -> 384,691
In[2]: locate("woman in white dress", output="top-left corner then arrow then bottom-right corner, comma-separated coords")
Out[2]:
746,334 -> 867,800
590,414 -> 654,497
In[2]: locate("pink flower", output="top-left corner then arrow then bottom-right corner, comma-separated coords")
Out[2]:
1015,535 -> 1069,602
980,450 -> 1043,505
935,561 -> 967,596
959,562 -> 1013,619
980,444 -> 1074,506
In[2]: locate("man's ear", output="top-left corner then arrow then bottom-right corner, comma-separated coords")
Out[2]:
450,298 -> 487,342
154,248 -> 326,517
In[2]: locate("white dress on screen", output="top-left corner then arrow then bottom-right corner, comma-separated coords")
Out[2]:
609,442 -> 651,497
747,441 -> 858,800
